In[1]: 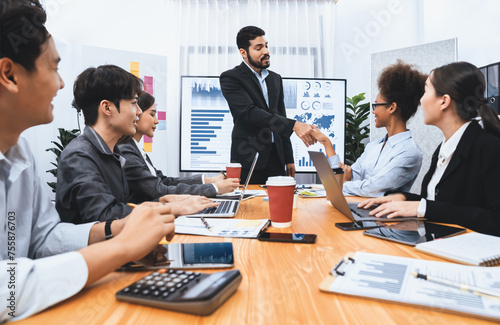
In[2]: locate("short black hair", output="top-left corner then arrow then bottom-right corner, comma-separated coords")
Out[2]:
0,0 -> 48,72
236,26 -> 265,53
377,60 -> 428,123
73,65 -> 143,126
138,91 -> 155,112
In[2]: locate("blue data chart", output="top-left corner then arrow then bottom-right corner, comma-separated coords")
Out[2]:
180,77 -> 233,171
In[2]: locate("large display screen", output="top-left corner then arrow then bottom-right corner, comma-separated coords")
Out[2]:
180,76 -> 346,172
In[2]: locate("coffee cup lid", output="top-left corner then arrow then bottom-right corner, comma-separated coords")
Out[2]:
266,176 -> 296,186
226,163 -> 242,167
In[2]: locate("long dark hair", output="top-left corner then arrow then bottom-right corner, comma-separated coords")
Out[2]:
138,91 -> 155,112
430,61 -> 500,137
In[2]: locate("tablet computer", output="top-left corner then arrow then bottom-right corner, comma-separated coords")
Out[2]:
363,221 -> 466,246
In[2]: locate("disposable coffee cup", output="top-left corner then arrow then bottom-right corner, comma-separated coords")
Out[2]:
226,163 -> 242,181
332,167 -> 344,191
266,176 -> 296,228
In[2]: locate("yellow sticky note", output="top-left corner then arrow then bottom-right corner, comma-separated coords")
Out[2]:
130,61 -> 140,77
143,142 -> 152,152
299,190 -> 317,196
235,220 -> 262,227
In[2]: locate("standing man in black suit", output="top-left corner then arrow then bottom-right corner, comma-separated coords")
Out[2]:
220,26 -> 316,184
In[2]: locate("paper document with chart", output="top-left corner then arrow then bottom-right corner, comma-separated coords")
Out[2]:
175,217 -> 270,238
319,252 -> 500,321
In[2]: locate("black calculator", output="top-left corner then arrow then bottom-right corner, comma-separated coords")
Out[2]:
116,269 -> 242,316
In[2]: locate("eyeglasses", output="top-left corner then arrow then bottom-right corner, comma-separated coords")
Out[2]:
371,102 -> 391,110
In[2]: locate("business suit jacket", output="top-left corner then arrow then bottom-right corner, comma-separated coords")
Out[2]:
119,139 -> 217,203
402,121 -> 500,236
220,62 -> 295,170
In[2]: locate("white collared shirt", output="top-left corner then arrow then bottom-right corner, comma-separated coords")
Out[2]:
133,138 -> 156,175
243,60 -> 274,142
327,130 -> 423,197
0,137 -> 92,322
417,121 -> 471,217
426,121 -> 471,200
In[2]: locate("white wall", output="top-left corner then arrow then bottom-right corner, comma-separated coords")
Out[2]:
333,0 -> 422,98
423,0 -> 500,68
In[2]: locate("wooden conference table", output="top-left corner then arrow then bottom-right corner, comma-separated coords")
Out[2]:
15,186 -> 496,325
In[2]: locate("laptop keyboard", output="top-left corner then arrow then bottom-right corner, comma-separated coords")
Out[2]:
348,202 -> 379,219
201,200 -> 235,214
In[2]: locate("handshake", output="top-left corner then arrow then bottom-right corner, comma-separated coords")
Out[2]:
293,121 -> 330,147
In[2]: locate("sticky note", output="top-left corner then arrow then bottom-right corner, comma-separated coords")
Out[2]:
130,61 -> 140,77
157,120 -> 166,130
143,142 -> 152,152
144,76 -> 154,95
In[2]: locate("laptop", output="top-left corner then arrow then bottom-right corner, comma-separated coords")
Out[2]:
308,151 -> 422,222
183,152 -> 259,218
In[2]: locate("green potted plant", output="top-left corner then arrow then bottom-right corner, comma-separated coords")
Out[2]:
46,128 -> 80,193
345,93 -> 370,165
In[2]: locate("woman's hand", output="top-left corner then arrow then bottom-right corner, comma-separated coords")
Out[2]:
358,193 -> 406,209
369,201 -> 420,219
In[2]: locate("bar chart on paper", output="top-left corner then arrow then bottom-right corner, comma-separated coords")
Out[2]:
326,252 -> 500,321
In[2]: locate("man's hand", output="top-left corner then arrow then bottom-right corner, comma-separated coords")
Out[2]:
159,194 -> 191,203
214,178 -> 240,194
169,196 -> 220,216
293,121 -> 317,147
115,204 -> 176,262
339,162 -> 352,182
205,174 -> 224,184
286,163 -> 295,177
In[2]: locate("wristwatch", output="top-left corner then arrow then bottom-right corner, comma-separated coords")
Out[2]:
105,219 -> 115,240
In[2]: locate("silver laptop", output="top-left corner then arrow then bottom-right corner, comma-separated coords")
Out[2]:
308,151 -> 422,222
183,152 -> 259,218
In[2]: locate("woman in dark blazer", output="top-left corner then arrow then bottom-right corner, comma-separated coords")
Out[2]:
119,92 -> 239,203
360,62 -> 500,236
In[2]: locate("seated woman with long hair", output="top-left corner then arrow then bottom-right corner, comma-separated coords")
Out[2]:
361,61 -> 500,236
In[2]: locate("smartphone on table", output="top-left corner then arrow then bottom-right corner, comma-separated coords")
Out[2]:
257,232 -> 317,244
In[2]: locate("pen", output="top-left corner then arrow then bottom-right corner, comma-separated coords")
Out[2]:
220,171 -> 227,179
127,203 -> 137,208
200,216 -> 212,232
411,272 -> 500,299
